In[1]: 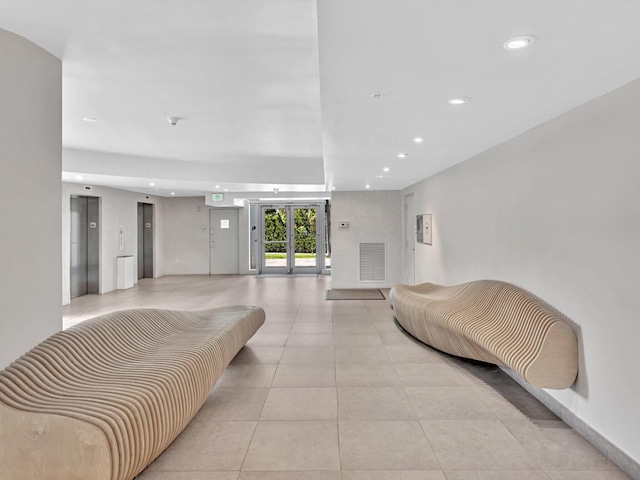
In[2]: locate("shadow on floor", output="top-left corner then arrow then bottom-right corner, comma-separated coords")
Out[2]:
393,318 -> 568,428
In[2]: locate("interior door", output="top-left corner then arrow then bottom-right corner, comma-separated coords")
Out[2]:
209,208 -> 239,274
404,193 -> 416,285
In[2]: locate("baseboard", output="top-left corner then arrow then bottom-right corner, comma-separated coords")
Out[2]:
501,367 -> 640,480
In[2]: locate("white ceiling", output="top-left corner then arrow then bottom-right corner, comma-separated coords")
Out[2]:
2,1 -> 640,196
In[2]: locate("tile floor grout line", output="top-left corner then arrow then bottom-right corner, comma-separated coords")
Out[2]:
333,313 -> 344,474
65,275 -> 629,479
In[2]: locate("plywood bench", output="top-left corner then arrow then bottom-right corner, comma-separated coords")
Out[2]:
0,305 -> 265,480
390,280 -> 578,389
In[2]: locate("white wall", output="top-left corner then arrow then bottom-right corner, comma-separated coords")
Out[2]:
163,197 -> 251,275
403,77 -> 640,466
0,29 -> 62,368
331,191 -> 402,289
163,197 -> 210,275
63,192 -> 249,301
62,183 -> 165,305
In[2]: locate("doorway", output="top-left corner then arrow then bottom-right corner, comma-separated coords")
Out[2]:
137,203 -> 154,279
70,195 -> 99,298
403,193 -> 416,285
209,209 -> 239,274
259,204 -> 323,275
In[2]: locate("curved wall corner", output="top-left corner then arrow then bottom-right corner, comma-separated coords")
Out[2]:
0,29 -> 62,369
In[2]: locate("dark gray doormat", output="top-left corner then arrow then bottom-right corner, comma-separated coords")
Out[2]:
326,289 -> 385,300
256,274 -> 319,278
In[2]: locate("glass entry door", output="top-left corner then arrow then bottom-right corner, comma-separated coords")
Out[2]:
291,206 -> 317,273
262,207 -> 289,274
260,204 -> 322,275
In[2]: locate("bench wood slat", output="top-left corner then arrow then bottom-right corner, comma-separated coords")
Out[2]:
390,281 -> 578,389
0,305 -> 264,480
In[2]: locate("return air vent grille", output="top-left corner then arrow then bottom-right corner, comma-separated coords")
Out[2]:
359,243 -> 386,282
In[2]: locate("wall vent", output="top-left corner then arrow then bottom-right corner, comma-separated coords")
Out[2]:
359,242 -> 386,282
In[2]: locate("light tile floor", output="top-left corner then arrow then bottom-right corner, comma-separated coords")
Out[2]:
62,275 -> 631,480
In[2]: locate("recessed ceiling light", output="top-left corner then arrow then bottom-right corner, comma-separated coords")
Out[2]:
365,184 -> 371,189
448,97 -> 469,105
504,35 -> 535,50
383,167 -> 390,172
413,137 -> 424,144
398,153 -> 408,159
376,175 -> 383,178
331,186 -> 336,190
215,185 -> 220,189
75,175 -> 83,180
149,182 -> 155,186
224,189 -> 228,192
83,117 -> 98,123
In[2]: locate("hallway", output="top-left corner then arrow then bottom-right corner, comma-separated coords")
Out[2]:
63,275 -> 629,479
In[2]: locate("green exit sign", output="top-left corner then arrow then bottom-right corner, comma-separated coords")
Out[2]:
212,193 -> 224,202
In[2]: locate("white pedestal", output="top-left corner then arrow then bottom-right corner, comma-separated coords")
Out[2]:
116,256 -> 135,290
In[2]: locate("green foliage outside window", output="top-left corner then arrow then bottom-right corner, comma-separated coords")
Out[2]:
264,208 -> 317,253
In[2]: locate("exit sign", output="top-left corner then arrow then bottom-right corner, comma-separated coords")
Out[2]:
212,193 -> 224,202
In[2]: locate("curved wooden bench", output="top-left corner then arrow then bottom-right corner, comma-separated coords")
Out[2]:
0,305 -> 265,480
390,281 -> 578,389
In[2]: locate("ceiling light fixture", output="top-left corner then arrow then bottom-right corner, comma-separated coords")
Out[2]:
331,186 -> 336,191
371,93 -> 383,100
504,35 -> 535,50
398,153 -> 408,158
413,137 -> 424,144
83,117 -> 98,123
75,175 -> 83,180
365,184 -> 371,189
273,187 -> 279,194
149,182 -> 155,186
167,116 -> 179,126
383,167 -> 390,172
448,97 -> 469,105
376,175 -> 383,178
170,192 -> 176,195
215,185 -> 220,189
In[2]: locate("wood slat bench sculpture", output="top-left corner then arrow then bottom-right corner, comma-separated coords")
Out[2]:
390,280 -> 578,389
0,305 -> 265,480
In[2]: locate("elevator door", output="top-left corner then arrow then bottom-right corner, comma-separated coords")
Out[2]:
70,195 -> 99,298
137,203 -> 154,279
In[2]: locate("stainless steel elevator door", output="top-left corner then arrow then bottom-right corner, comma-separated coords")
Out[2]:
137,203 -> 154,279
70,195 -> 99,299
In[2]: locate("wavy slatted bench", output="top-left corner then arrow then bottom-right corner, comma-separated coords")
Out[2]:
0,305 -> 265,480
390,281 -> 578,389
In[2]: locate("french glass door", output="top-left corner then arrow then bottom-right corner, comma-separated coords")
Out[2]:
260,204 -> 322,274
